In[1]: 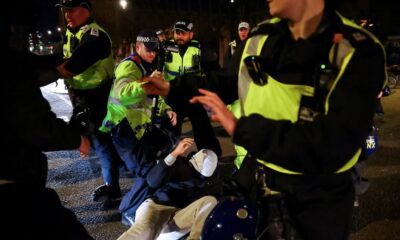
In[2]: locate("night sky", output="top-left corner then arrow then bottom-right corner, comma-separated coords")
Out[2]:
32,0 -> 400,39
36,0 -> 60,32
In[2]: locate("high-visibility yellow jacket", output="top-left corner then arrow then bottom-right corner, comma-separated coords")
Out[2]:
233,12 -> 386,174
63,22 -> 114,89
164,40 -> 202,81
100,54 -> 171,140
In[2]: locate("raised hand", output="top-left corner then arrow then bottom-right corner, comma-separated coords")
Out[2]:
141,75 -> 170,97
171,138 -> 194,158
166,110 -> 177,126
190,88 -> 237,136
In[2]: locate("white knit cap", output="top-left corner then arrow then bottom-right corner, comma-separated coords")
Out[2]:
189,149 -> 218,177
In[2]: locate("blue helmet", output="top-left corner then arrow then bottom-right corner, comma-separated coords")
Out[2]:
201,197 -> 259,239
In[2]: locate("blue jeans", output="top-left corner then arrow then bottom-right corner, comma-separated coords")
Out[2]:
68,82 -> 121,187
90,131 -> 121,185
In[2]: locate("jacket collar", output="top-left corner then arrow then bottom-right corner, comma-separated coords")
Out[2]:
68,18 -> 94,34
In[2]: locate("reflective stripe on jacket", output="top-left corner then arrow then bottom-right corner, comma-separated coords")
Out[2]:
164,40 -> 202,81
237,13 -> 385,175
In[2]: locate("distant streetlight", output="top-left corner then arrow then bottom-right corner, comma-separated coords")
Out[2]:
230,0 -> 235,3
57,27 -> 62,32
120,0 -> 127,9
360,19 -> 367,27
47,30 -> 52,35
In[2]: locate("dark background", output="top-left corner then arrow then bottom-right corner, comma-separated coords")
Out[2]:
37,0 -> 400,66
38,0 -> 400,38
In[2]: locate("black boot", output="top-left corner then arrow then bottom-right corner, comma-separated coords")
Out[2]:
92,184 -> 121,201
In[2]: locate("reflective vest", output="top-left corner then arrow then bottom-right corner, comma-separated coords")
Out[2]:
100,54 -> 171,139
63,22 -> 114,89
237,13 -> 385,175
228,100 -> 247,169
164,40 -> 202,81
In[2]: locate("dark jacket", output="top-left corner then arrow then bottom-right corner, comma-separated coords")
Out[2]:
3,27 -> 81,186
233,11 -> 385,174
146,154 -> 222,208
64,18 -> 112,75
168,10 -> 385,175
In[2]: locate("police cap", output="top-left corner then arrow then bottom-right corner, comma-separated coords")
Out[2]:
173,20 -> 193,32
136,30 -> 160,51
156,29 -> 165,36
56,0 -> 92,10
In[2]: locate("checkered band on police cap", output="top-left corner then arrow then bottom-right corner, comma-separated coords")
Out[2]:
156,29 -> 165,35
136,30 -> 160,51
174,20 -> 194,32
55,0 -> 91,10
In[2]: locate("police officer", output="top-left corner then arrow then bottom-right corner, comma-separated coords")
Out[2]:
2,1 -> 93,239
190,0 -> 386,239
163,19 -> 222,157
100,30 -> 177,224
156,29 -> 168,43
55,0 -> 122,208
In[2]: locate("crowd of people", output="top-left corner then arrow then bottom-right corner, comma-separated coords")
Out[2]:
3,0 -> 388,239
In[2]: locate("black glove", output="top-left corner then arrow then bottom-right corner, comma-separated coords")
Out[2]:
69,105 -> 91,134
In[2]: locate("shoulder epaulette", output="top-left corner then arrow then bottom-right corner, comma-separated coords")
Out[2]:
81,24 -> 108,40
250,18 -> 281,36
338,24 -> 380,52
90,28 -> 99,37
80,25 -> 90,33
189,40 -> 201,48
336,12 -> 379,47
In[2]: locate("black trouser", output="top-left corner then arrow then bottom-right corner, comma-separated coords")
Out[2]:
375,98 -> 384,114
168,101 -> 222,156
0,183 -> 94,240
267,170 -> 354,240
235,158 -> 355,240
